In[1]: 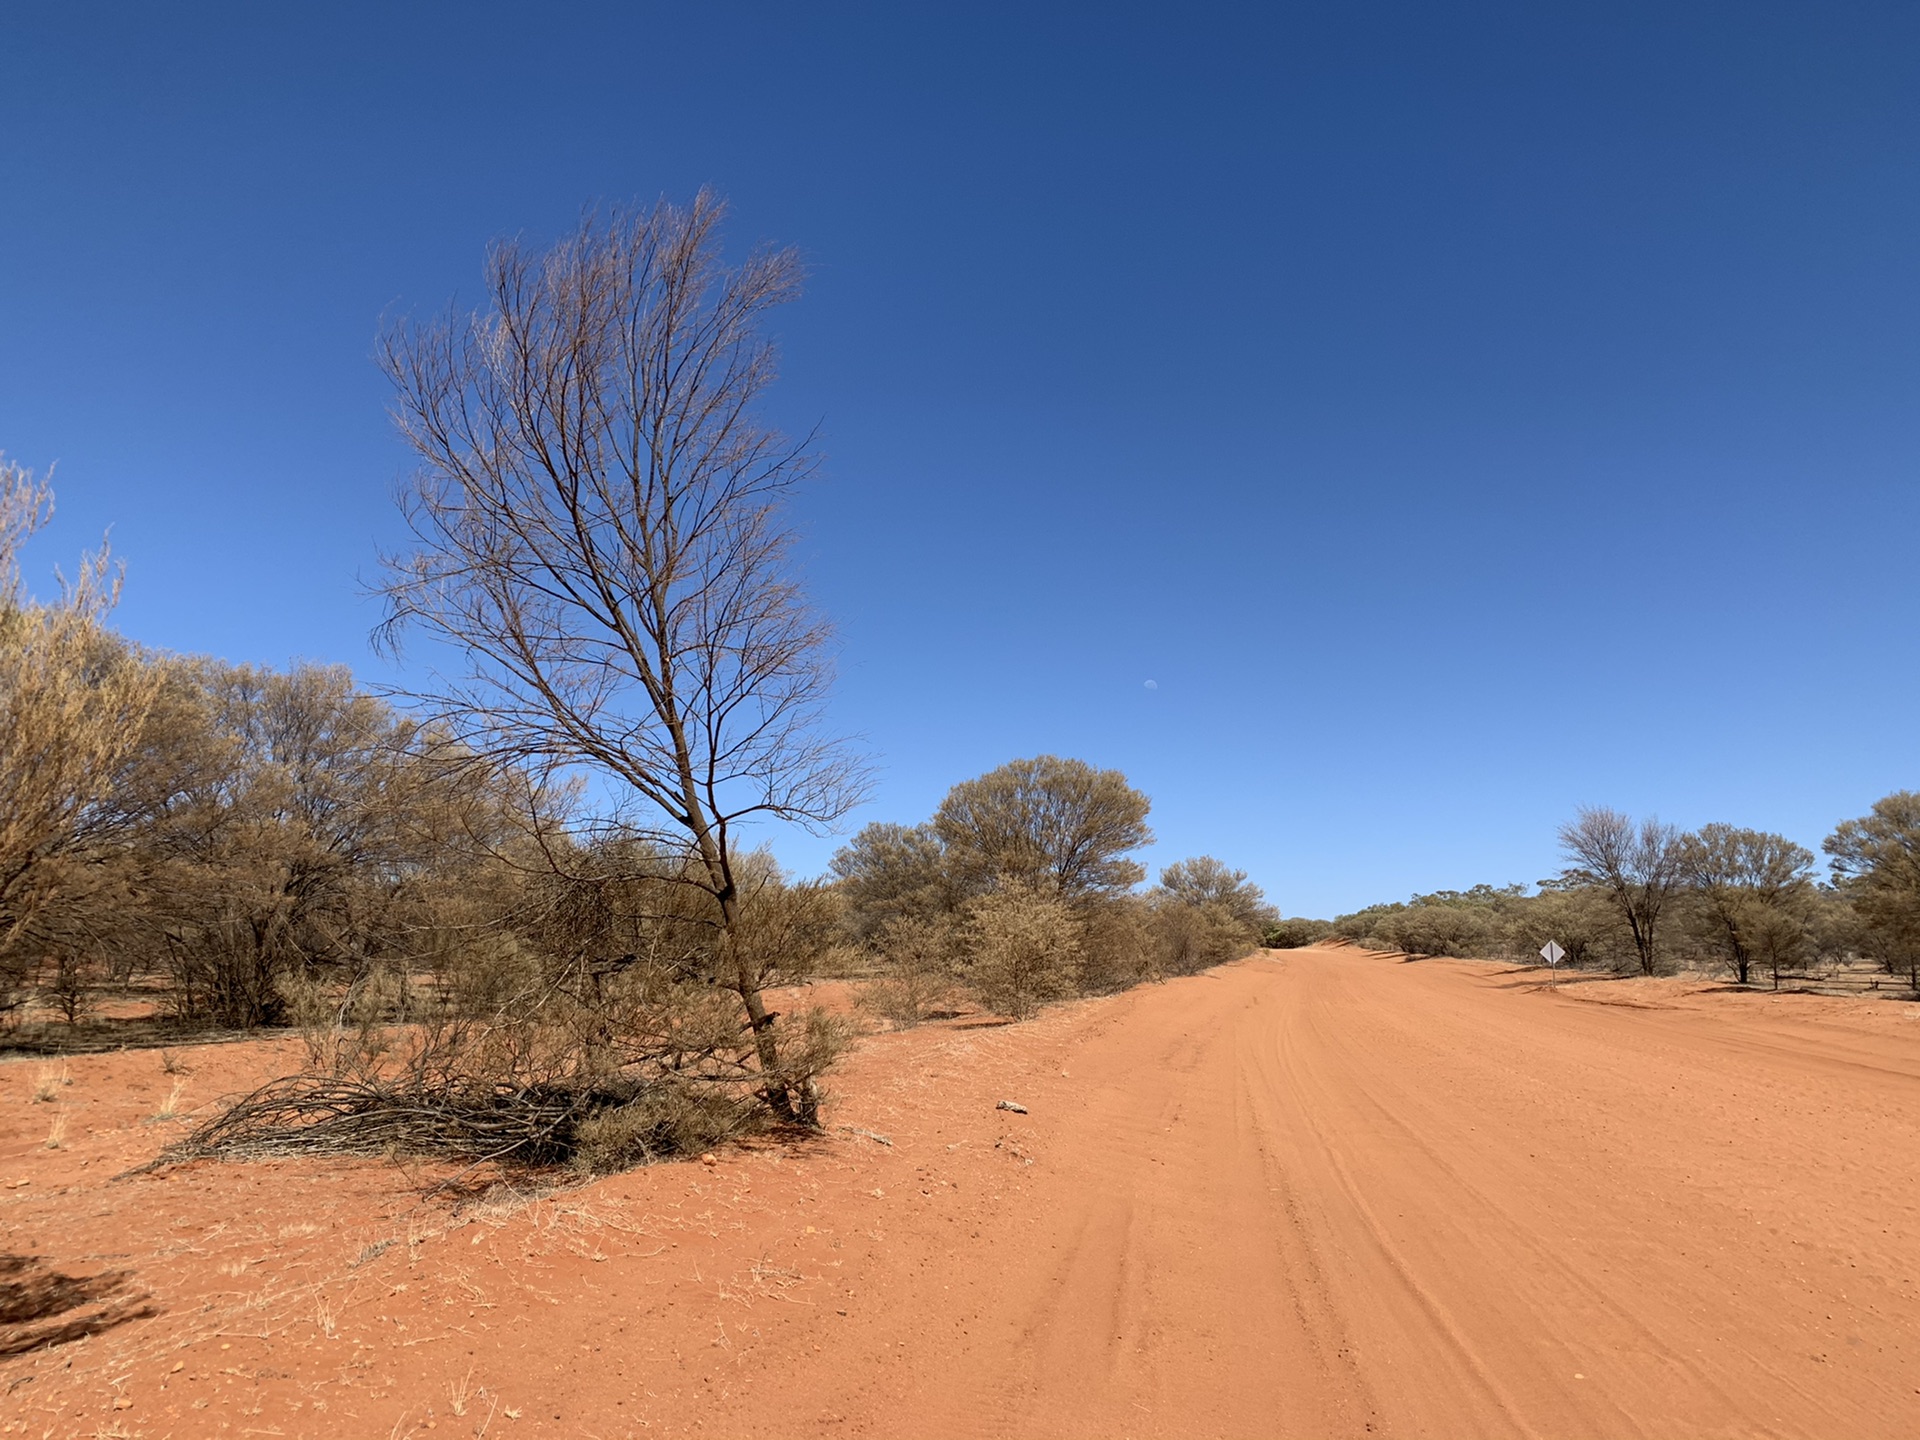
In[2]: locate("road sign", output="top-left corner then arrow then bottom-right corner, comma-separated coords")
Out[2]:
1540,940 -> 1566,967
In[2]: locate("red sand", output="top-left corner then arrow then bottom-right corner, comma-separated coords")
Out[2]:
4,946 -> 1918,1438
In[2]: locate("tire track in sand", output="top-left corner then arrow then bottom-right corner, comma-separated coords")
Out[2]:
811,947 -> 1920,1439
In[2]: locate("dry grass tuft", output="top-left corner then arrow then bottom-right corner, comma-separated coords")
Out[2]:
150,1076 -> 187,1122
30,1061 -> 71,1102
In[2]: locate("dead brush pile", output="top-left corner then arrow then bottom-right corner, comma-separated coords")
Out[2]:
175,1071 -> 752,1171
169,856 -> 850,1175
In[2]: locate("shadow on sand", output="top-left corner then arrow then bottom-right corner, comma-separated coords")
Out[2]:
0,1255 -> 159,1358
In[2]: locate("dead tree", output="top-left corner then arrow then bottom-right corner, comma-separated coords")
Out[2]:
376,193 -> 866,1123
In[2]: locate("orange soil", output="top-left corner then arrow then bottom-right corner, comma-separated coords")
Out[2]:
4,947 -> 1919,1438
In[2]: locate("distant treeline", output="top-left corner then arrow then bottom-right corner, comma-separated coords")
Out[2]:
2,614 -> 1270,1039
1,632 -> 847,1038
1269,804 -> 1920,993
830,754 -> 1275,1024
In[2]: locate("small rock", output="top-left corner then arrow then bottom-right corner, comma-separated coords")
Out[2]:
700,1152 -> 718,1166
996,1100 -> 1028,1114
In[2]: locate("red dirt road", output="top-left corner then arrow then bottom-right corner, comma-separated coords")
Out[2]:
6,947 -> 1919,1437
860,947 -> 1920,1440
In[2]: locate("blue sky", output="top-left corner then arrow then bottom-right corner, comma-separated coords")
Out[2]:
4,2 -> 1917,914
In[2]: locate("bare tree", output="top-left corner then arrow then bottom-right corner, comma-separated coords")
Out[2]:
1557,807 -> 1685,975
376,194 -> 865,1123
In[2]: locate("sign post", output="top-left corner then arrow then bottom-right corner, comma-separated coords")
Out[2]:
1539,940 -> 1566,968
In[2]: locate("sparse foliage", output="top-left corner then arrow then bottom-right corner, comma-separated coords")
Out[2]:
177,840 -> 849,1171
132,662 -> 497,1027
858,914 -> 962,1027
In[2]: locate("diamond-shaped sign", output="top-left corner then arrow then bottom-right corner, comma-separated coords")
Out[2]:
1540,940 -> 1566,967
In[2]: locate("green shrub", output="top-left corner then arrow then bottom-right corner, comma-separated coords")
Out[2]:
1374,904 -> 1493,958
1263,917 -> 1333,948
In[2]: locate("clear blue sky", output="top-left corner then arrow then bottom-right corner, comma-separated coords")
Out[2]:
4,2 -> 1916,914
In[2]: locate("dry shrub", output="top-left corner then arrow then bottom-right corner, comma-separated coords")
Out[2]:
30,1062 -> 69,1102
1075,896 -> 1154,994
1151,898 -> 1261,976
139,661 -> 507,1030
834,786 -> 1272,1025
851,879 -> 1259,1022
960,882 -> 1082,1019
731,867 -> 851,987
175,852 -> 851,1173
935,756 -> 1152,900
1371,903 -> 1493,959
1501,886 -> 1619,969
831,823 -> 955,946
859,915 -> 961,1028
762,1006 -> 856,1105
0,458 -> 158,1019
567,1082 -> 753,1172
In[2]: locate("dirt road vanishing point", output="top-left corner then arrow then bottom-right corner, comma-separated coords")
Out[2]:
5,945 -> 1918,1438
